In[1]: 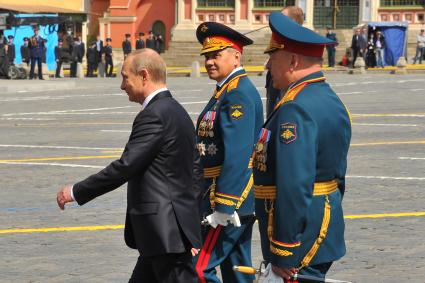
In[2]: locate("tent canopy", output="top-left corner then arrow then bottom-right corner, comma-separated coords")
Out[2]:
367,21 -> 408,66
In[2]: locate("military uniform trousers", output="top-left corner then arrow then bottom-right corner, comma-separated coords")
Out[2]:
195,179 -> 255,283
105,56 -> 113,77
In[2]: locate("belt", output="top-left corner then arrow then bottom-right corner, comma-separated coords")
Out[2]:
254,179 -> 338,200
204,158 -> 253,179
203,158 -> 254,210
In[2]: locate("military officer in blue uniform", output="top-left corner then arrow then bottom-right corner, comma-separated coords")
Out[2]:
253,13 -> 352,281
325,26 -> 338,68
194,22 -> 263,283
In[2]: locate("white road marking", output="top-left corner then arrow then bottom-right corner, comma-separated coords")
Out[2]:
1,106 -> 135,117
338,91 -> 377,95
0,118 -> 54,121
411,89 -> 425,91
331,78 -> 425,87
0,144 -> 122,150
0,93 -> 125,102
0,162 -> 104,169
180,101 -> 210,105
398,157 -> 425,160
353,123 -> 419,127
100,130 -> 131,133
347,175 -> 425,181
353,113 -> 425,118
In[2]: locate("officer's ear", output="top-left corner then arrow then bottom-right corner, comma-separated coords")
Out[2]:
289,53 -> 299,73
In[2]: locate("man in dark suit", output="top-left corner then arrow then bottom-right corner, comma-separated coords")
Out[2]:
86,41 -> 97,77
104,38 -> 113,77
351,28 -> 366,67
95,35 -> 103,62
54,39 -> 65,78
57,48 -> 202,283
122,33 -> 132,58
21,37 -> 30,66
146,30 -> 156,50
70,37 -> 85,78
136,32 -> 145,49
7,35 -> 15,65
28,25 -> 45,79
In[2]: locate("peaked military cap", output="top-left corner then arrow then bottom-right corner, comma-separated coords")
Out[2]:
106,38 -> 112,42
196,22 -> 253,55
58,38 -> 63,43
265,12 -> 336,57
125,33 -> 131,37
7,35 -> 14,39
23,37 -> 29,41
138,32 -> 145,36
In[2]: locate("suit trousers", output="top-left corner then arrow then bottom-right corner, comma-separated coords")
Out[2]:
29,57 -> 43,79
128,251 -> 198,283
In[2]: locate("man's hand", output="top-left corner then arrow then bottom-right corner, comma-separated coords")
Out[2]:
191,248 -> 200,257
271,265 -> 298,280
56,185 -> 74,210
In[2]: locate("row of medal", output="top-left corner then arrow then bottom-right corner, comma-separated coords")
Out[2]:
198,110 -> 216,138
253,128 -> 271,172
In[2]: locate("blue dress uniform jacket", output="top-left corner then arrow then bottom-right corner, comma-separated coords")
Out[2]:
196,68 -> 263,217
253,71 -> 351,270
195,68 -> 263,283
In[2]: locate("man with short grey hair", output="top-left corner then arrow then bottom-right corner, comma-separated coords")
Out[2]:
56,49 -> 203,283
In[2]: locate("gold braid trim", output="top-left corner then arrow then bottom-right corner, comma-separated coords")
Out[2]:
270,245 -> 293,257
299,196 -> 331,269
236,174 -> 253,209
214,197 -> 237,207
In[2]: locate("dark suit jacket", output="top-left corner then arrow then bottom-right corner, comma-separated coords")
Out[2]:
21,45 -> 30,63
73,91 -> 203,257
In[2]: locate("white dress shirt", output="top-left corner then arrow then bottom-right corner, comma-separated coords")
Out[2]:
141,87 -> 168,110
70,87 -> 169,201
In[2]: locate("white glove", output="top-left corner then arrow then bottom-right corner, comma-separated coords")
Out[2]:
261,263 -> 284,283
206,211 -> 241,228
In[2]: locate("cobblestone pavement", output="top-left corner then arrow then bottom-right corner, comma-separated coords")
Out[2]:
0,74 -> 425,283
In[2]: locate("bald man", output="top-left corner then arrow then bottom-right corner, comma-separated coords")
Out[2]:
57,49 -> 203,283
265,6 -> 304,118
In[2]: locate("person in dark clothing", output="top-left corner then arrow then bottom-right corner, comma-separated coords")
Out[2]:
136,32 -> 145,50
122,33 -> 132,59
55,39 -> 65,78
95,35 -> 103,68
265,6 -> 304,118
325,27 -> 337,67
0,33 -> 9,77
155,34 -> 164,54
70,37 -> 85,78
42,39 -> 48,64
351,28 -> 367,67
7,35 -> 16,65
28,25 -> 45,80
21,37 -> 30,66
365,34 -> 376,68
146,31 -> 156,50
78,36 -> 86,59
104,38 -> 113,77
86,41 -> 97,77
